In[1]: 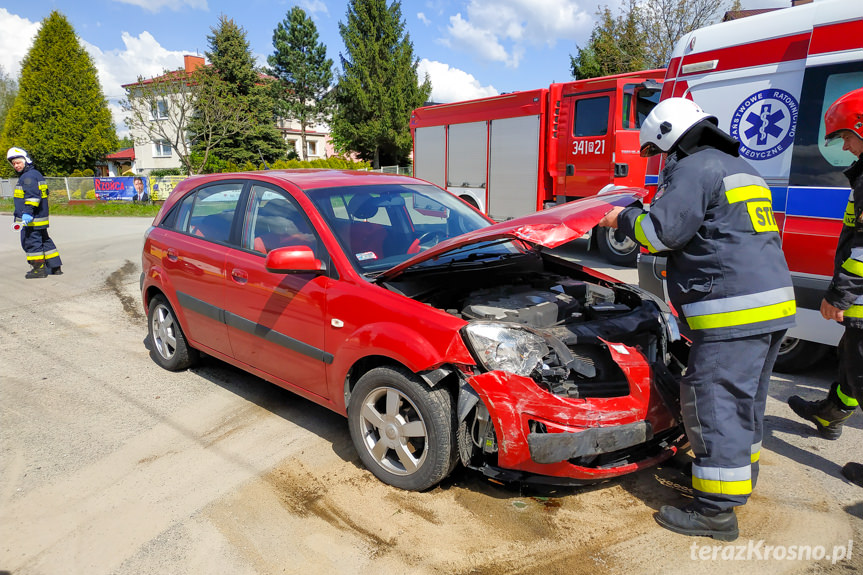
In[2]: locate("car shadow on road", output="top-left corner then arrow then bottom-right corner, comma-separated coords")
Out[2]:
141,335 -> 363,470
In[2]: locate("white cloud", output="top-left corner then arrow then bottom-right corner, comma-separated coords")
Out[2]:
444,0 -> 593,67
417,12 -> 431,25
111,0 -> 209,14
446,13 -> 514,67
0,9 -> 41,78
0,9 -> 192,135
418,59 -> 497,103
299,0 -> 329,16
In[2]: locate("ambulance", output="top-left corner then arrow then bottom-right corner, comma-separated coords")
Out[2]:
638,0 -> 863,371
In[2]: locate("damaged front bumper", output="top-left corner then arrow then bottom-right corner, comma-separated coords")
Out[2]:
461,340 -> 685,483
527,420 -> 652,464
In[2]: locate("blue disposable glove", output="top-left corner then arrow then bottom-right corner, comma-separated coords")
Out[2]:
22,213 -> 33,224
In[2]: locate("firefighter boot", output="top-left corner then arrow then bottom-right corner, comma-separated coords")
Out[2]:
25,263 -> 48,279
841,463 -> 863,487
655,504 -> 739,542
50,266 -> 63,275
788,382 -> 855,440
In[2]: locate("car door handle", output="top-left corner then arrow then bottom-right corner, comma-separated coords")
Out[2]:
166,248 -> 178,262
231,268 -> 248,284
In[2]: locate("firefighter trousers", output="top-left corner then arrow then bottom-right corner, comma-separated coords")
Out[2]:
680,329 -> 786,514
21,226 -> 62,270
837,327 -> 863,409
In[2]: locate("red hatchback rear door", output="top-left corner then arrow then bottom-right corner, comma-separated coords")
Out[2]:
222,183 -> 330,400
157,182 -> 245,356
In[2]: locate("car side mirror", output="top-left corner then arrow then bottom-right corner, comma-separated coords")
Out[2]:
265,245 -> 326,274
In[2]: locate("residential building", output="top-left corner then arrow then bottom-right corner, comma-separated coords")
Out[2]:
122,55 -> 335,174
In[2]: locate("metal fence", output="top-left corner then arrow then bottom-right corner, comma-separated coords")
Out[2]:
1,168 -> 413,200
0,176 -> 190,201
371,165 -> 412,175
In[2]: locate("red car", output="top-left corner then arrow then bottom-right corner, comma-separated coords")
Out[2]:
141,170 -> 688,490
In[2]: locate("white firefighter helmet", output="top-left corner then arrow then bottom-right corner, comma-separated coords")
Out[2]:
639,98 -> 717,157
6,147 -> 32,164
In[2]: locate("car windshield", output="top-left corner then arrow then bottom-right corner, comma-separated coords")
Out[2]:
307,183 -> 497,274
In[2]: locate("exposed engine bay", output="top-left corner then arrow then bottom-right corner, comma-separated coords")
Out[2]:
381,248 -> 688,481
384,249 -> 684,399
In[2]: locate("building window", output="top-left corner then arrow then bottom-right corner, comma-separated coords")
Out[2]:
307,140 -> 317,157
152,100 -> 169,120
153,139 -> 172,158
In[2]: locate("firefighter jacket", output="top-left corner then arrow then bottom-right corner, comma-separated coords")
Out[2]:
823,155 -> 863,328
13,164 -> 50,228
618,147 -> 796,342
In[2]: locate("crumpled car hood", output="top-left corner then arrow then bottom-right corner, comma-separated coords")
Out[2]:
377,188 -> 646,282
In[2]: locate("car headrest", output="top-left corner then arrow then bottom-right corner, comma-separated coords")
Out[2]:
347,195 -> 380,220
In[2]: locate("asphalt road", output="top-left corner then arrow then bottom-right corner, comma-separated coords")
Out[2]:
1,216 -> 861,574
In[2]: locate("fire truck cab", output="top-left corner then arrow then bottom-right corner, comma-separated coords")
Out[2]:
638,0 -> 863,371
411,70 -> 664,265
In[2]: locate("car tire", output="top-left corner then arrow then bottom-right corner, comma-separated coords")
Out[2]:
773,337 -> 830,373
596,225 -> 638,267
348,366 -> 456,491
147,294 -> 199,371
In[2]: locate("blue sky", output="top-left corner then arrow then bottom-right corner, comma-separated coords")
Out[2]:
0,0 -> 789,135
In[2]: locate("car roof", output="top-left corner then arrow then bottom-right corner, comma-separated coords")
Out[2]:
176,169 -> 425,192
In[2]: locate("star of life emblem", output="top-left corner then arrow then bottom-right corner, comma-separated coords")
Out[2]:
730,89 -> 799,161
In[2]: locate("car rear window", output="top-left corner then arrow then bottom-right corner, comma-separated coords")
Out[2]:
161,182 -> 243,244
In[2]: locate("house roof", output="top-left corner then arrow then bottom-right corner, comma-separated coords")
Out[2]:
722,8 -> 782,21
104,147 -> 135,161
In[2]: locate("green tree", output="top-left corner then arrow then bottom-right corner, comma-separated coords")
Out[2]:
121,65 -> 248,175
0,66 -> 17,138
571,0 -> 648,79
331,0 -> 431,168
571,0 -> 736,79
268,7 -> 334,161
642,0 -> 735,68
190,15 -> 286,166
0,11 -> 117,176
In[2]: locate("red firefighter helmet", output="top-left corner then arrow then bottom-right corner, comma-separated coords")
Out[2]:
824,87 -> 863,145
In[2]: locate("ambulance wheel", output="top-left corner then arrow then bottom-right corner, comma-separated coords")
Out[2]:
148,294 -> 199,371
596,226 -> 638,267
773,337 -> 829,373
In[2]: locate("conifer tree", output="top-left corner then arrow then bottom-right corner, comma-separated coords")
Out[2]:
331,0 -> 431,168
571,1 -> 648,79
190,15 -> 286,166
1,11 -> 117,176
268,7 -> 333,161
0,66 -> 17,138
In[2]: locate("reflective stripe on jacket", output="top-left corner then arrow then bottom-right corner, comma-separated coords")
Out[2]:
618,148 -> 796,341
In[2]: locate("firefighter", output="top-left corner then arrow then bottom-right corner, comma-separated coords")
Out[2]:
598,98 -> 796,541
787,87 -> 863,487
9,147 -> 63,278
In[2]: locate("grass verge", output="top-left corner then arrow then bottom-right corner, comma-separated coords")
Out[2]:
0,197 -> 161,217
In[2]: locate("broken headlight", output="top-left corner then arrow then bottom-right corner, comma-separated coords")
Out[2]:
463,322 -> 548,377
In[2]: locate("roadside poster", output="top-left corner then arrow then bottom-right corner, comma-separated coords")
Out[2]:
94,176 -> 151,201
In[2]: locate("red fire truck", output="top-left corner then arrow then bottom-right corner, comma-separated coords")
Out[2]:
637,0 -> 863,371
410,70 -> 665,265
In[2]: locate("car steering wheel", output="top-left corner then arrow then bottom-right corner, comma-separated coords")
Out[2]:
407,230 -> 446,254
